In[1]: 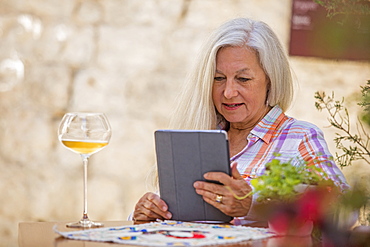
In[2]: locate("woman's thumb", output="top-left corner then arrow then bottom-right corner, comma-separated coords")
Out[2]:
231,161 -> 242,179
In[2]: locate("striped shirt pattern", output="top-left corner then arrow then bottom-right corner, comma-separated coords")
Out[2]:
231,105 -> 349,192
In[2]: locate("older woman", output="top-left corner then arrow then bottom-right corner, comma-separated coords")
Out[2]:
133,17 -> 348,222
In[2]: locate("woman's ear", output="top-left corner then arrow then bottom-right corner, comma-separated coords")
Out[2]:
265,89 -> 270,106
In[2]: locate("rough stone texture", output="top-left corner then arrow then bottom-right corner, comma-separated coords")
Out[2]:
0,0 -> 369,246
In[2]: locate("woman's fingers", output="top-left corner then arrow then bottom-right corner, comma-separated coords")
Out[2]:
133,192 -> 172,221
195,186 -> 226,203
133,208 -> 166,221
202,162 -> 241,186
193,162 -> 253,217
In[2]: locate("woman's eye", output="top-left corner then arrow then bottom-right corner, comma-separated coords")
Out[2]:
238,77 -> 251,83
214,77 -> 225,82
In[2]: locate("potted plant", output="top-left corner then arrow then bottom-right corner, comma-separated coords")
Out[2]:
247,157 -> 337,237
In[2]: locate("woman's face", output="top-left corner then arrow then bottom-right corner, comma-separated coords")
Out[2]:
212,46 -> 270,129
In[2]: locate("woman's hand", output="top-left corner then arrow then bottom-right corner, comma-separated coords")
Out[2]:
133,192 -> 172,221
193,162 -> 252,217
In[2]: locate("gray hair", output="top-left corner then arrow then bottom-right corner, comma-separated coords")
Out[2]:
169,18 -> 293,130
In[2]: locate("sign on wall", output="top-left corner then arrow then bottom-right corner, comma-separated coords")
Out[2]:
289,0 -> 370,61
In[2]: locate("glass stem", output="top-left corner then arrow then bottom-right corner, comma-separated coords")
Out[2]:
81,154 -> 90,221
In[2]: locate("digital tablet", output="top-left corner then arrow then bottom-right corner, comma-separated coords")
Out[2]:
154,130 -> 232,222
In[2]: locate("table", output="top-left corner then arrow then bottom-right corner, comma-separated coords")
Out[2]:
18,221 -> 316,247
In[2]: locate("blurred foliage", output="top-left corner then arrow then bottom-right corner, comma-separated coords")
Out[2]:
358,81 -> 370,125
250,157 -> 334,202
314,0 -> 370,34
247,159 -> 369,243
314,0 -> 370,17
314,81 -> 370,168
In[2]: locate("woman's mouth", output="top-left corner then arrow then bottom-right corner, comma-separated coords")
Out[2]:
223,103 -> 243,110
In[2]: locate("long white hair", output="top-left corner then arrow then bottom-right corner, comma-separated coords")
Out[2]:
169,18 -> 293,130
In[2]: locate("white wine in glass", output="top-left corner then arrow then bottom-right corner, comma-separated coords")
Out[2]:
58,112 -> 112,228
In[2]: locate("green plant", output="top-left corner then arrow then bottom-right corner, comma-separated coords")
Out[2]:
249,158 -> 334,202
358,81 -> 370,126
226,156 -> 334,203
314,81 -> 370,168
313,0 -> 370,36
314,0 -> 370,18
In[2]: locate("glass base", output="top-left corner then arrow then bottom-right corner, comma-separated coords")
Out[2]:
66,219 -> 104,228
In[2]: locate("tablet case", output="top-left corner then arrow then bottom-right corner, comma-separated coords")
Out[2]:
155,130 -> 232,222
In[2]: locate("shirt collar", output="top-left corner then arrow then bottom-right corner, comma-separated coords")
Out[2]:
250,105 -> 285,144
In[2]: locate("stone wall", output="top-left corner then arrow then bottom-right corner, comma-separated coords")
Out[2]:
0,0 -> 369,246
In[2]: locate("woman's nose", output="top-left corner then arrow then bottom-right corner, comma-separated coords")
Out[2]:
224,81 -> 238,99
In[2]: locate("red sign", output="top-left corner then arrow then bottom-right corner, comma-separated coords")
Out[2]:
289,0 -> 370,61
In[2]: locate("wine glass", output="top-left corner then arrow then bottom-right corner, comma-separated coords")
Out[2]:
58,112 -> 112,228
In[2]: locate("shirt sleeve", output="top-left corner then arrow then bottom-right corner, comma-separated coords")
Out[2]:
233,124 -> 350,223
295,125 -> 349,192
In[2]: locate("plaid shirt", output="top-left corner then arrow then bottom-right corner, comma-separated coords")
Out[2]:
231,105 -> 349,191
230,105 -> 349,223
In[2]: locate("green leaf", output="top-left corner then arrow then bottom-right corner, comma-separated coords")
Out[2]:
250,157 -> 333,202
